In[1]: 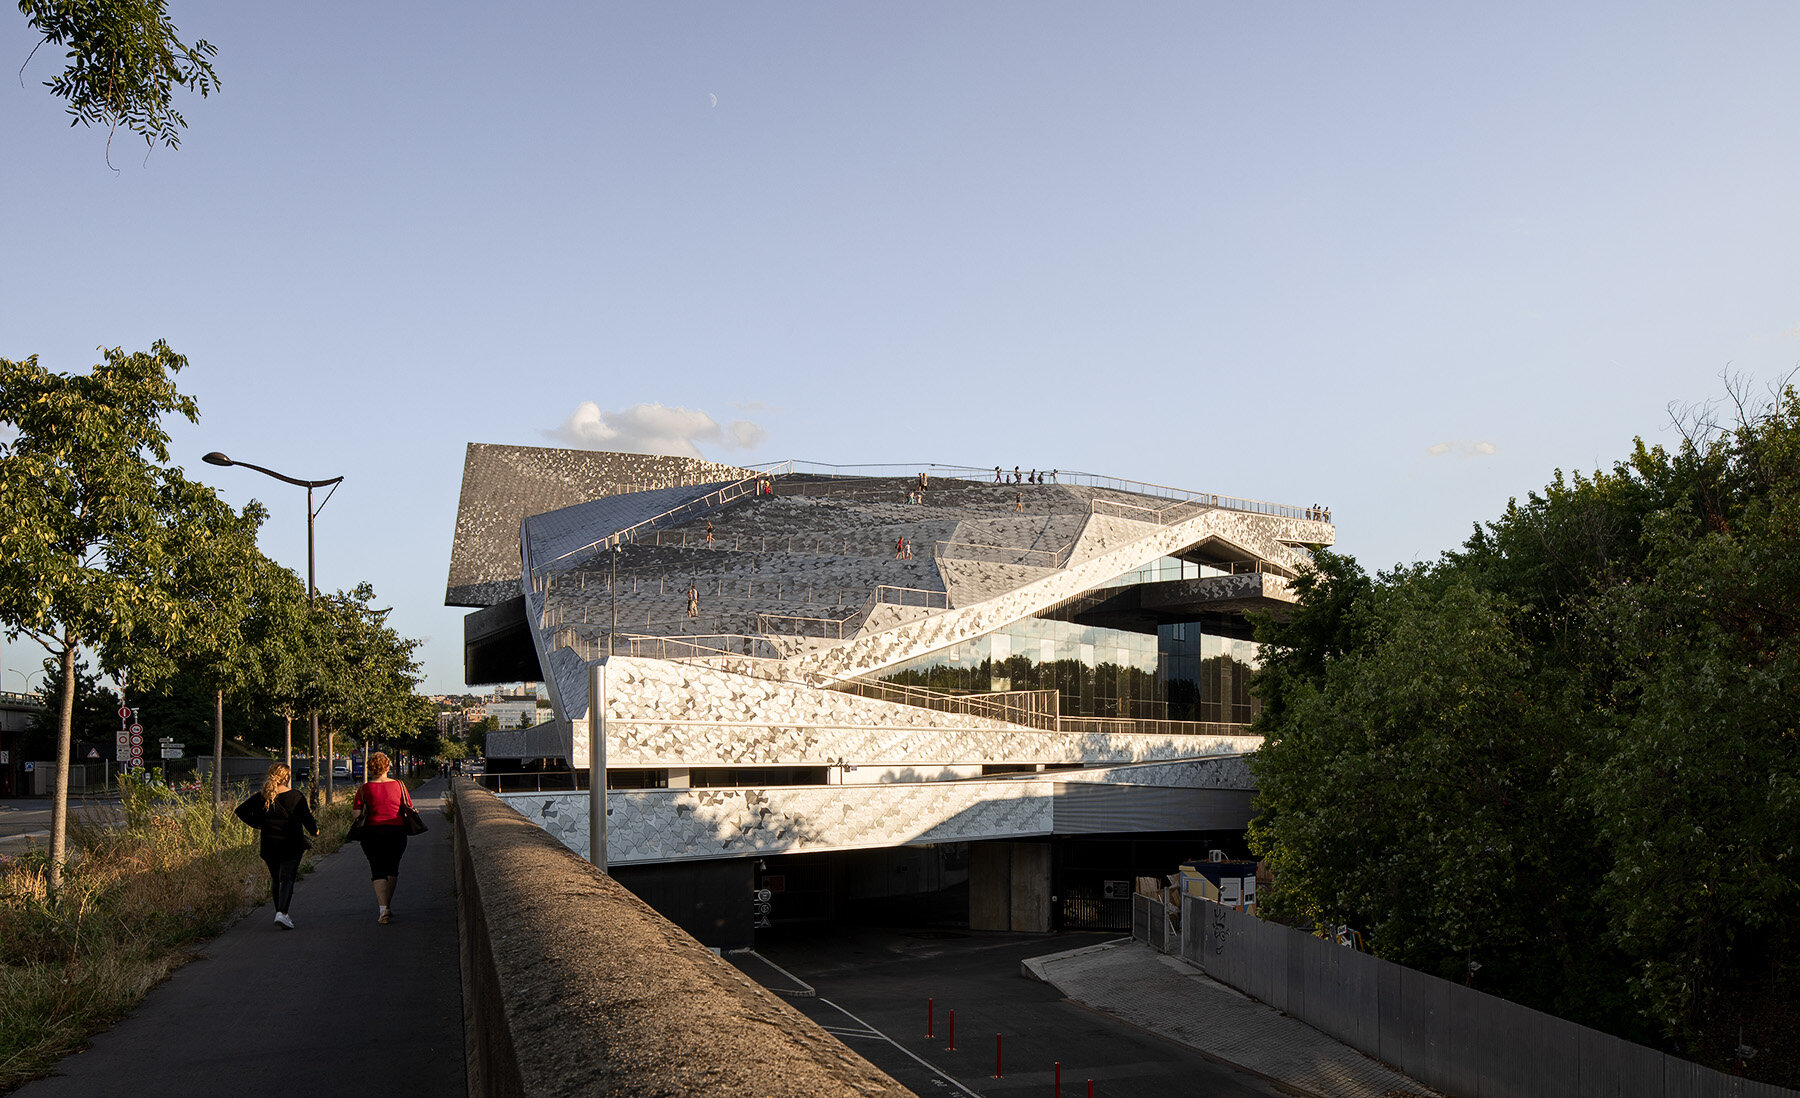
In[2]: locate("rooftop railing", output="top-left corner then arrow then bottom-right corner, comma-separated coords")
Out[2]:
759,460 -> 1326,522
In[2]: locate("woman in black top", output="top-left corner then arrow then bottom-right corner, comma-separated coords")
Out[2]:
235,763 -> 318,930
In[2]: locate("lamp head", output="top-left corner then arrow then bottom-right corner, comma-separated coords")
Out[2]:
202,452 -> 233,467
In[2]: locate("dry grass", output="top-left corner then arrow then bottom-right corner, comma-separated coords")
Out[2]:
0,775 -> 356,1092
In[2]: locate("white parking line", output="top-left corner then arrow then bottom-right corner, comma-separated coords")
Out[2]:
818,998 -> 983,1098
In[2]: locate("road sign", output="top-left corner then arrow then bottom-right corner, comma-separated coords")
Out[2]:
118,706 -> 131,721
86,748 -> 99,759
128,723 -> 143,736
117,747 -> 131,762
130,733 -> 143,748
160,746 -> 184,759
0,750 -> 8,764
23,761 -> 33,772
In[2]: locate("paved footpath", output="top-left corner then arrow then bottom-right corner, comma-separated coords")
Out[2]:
16,779 -> 465,1098
1029,939 -> 1441,1098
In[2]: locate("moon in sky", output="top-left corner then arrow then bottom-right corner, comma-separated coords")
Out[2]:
709,93 -> 717,107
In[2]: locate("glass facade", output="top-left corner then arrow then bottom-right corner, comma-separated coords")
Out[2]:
872,559 -> 1262,725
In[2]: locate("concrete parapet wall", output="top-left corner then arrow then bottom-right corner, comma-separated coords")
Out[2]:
450,777 -> 909,1098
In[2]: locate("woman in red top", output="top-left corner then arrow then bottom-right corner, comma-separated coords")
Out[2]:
353,752 -> 413,924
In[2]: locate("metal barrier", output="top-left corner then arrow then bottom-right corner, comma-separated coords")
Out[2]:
1182,898 -> 1798,1098
756,609 -> 862,640
1057,717 -> 1258,740
829,682 -> 1061,730
768,459 -> 1324,522
530,462 -> 795,584
933,539 -> 1073,568
551,629 -> 786,662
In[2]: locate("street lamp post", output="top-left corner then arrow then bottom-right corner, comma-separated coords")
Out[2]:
588,542 -> 621,872
203,452 -> 343,809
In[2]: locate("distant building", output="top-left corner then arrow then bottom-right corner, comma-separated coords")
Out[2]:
446,445 -> 1335,947
483,697 -> 539,730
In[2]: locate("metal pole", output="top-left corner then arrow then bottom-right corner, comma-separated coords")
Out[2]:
588,660 -> 608,872
211,687 -> 223,840
307,483 -> 322,808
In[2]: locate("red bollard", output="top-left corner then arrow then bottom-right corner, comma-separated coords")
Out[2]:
948,1009 -> 955,1051
926,997 -> 934,1039
1055,1062 -> 1062,1097
1087,1081 -> 1094,1097
995,1033 -> 1002,1078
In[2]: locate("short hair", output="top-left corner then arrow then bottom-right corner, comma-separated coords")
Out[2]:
368,752 -> 392,776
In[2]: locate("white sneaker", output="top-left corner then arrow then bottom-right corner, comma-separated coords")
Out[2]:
274,912 -> 295,929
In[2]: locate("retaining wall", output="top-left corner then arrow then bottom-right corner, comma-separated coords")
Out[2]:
1148,894 -> 1797,1098
450,777 -> 909,1097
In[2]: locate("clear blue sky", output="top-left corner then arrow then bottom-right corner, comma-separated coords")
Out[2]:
5,2 -> 1799,694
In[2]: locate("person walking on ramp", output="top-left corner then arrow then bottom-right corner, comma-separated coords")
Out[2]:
235,762 -> 318,930
352,753 -> 416,924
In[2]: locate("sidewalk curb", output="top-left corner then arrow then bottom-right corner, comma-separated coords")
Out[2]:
1018,935 -> 1131,986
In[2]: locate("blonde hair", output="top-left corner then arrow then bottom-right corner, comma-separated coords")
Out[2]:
261,763 -> 291,810
368,752 -> 391,777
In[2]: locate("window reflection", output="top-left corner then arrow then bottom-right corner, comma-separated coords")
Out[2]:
873,610 -> 1260,725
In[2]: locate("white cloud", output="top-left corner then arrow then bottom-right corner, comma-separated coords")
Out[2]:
1424,440 -> 1499,458
545,401 -> 767,458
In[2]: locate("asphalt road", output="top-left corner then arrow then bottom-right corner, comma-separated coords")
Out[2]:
0,796 -> 124,848
737,924 -> 1294,1098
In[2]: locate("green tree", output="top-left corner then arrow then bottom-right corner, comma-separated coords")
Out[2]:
0,342 -> 248,892
109,470 -> 266,824
305,584 -> 432,784
25,655 -> 120,758
1585,385 -> 1800,1035
16,0 -> 218,157
1249,379 -> 1800,1064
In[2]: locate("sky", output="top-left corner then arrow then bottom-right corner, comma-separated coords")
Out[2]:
5,2 -> 1800,695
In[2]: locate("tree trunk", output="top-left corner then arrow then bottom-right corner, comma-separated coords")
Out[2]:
48,643 -> 75,896
308,710 -> 320,809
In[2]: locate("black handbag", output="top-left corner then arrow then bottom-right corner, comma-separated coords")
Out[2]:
345,783 -> 370,842
399,798 -> 428,836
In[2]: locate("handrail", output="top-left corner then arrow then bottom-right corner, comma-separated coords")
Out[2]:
763,460 -> 1325,522
552,628 -> 787,662
530,462 -> 794,580
756,609 -> 861,640
932,539 -> 1073,569
1089,496 -> 1206,526
829,681 -> 1062,730
1056,716 -> 1259,739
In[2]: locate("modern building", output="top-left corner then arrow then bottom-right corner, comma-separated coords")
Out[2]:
447,444 -> 1333,947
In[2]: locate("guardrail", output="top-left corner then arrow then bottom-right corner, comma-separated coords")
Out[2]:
529,462 -> 795,585
933,539 -> 1073,569
1057,716 -> 1257,739
1089,495 -> 1208,526
756,609 -> 862,640
830,682 -> 1062,730
551,628 -> 787,662
765,460 -> 1324,521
